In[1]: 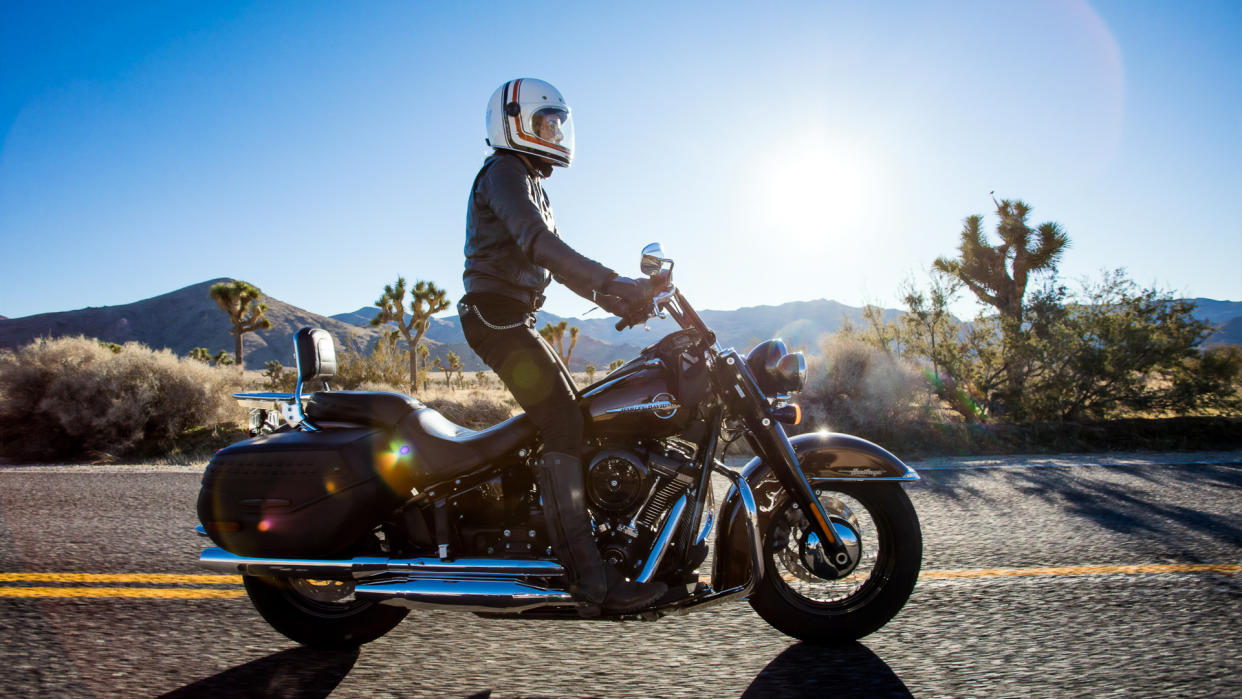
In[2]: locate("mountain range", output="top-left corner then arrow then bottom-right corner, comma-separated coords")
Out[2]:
1,282 -> 1239,373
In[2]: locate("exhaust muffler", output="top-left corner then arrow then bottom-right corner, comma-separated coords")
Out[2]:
355,578 -> 574,612
199,547 -> 565,579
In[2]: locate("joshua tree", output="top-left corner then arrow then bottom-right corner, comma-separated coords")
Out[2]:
608,359 -> 625,372
371,277 -> 451,393
447,351 -> 464,388
416,344 -> 430,390
585,364 -> 596,384
433,356 -> 446,387
209,281 -> 272,369
539,321 -> 580,366
933,196 -> 1069,415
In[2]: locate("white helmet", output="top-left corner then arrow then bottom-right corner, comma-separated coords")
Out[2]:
485,78 -> 574,167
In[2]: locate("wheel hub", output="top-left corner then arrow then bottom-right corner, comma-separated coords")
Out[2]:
289,578 -> 357,604
799,517 -> 862,580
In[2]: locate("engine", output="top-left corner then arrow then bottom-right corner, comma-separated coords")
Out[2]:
584,441 -> 697,578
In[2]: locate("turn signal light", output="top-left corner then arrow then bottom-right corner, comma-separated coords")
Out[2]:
772,403 -> 801,425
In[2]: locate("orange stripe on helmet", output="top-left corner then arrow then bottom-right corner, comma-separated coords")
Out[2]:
507,78 -> 571,155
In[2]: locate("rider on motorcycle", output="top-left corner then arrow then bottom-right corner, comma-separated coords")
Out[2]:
458,78 -> 666,615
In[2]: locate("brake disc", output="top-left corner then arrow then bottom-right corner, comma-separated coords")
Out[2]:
289,578 -> 357,604
775,496 -> 864,582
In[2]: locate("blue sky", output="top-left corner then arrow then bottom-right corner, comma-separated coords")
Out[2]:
2,0 -> 1239,322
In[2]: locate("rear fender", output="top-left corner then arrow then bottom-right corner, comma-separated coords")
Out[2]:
710,431 -> 917,591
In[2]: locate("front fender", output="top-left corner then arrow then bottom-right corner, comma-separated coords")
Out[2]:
710,431 -> 918,591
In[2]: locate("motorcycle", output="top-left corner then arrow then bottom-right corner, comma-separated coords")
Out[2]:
196,243 -> 922,648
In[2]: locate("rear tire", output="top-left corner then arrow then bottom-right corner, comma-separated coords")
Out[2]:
748,482 -> 921,644
243,575 -> 408,649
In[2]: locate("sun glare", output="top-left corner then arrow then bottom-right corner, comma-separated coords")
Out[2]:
750,131 -> 876,249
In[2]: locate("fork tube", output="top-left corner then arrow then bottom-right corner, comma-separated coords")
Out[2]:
679,410 -> 721,556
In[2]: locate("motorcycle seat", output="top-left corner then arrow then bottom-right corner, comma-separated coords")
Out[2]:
306,391 -> 422,427
305,390 -> 535,482
396,408 -> 535,482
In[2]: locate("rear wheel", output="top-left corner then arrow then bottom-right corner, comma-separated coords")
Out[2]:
242,575 -> 408,649
748,482 -> 921,644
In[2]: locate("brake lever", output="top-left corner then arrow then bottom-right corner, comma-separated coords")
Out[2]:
614,285 -> 676,331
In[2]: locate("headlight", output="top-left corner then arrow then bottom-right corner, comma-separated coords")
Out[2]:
745,339 -> 806,395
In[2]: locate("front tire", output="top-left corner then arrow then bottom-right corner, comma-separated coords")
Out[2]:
243,575 -> 409,649
748,482 -> 921,644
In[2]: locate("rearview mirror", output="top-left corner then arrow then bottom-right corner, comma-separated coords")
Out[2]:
640,243 -> 670,276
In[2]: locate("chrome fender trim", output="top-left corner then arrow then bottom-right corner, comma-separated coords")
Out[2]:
711,431 -> 916,592
739,431 -> 919,482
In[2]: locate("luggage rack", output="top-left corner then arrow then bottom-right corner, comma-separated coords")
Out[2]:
231,327 -> 337,434
231,391 -> 315,433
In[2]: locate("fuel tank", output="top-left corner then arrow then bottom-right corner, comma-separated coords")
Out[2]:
580,360 -> 684,437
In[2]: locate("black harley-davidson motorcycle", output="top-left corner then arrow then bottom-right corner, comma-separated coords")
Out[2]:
196,243 -> 922,648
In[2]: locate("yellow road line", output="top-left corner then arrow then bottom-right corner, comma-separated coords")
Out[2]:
919,563 -> 1242,580
0,587 -> 247,599
0,572 -> 242,585
0,564 -> 1237,599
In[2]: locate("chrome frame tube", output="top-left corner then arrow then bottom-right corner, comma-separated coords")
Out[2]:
670,461 -> 763,612
198,547 -> 565,579
636,494 -> 688,583
693,509 -> 715,548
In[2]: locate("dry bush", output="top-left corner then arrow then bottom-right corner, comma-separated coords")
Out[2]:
339,381 -> 518,431
424,390 -> 519,431
800,335 -> 934,447
0,337 -> 246,462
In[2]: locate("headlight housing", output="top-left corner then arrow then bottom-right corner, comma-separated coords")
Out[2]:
745,339 -> 806,396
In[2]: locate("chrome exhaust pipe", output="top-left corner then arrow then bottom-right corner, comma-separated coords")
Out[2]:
355,578 -> 575,612
199,547 -> 565,579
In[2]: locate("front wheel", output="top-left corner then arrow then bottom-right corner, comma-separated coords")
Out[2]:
748,482 -> 922,644
243,575 -> 409,649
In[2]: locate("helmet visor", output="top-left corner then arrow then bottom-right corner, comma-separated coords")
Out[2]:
529,107 -> 573,155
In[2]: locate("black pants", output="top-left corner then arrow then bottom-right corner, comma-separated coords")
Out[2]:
458,300 -> 583,454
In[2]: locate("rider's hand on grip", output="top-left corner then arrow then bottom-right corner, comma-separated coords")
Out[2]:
595,292 -> 631,319
602,276 -> 649,311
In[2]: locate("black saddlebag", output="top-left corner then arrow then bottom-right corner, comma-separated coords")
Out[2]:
197,427 -> 415,557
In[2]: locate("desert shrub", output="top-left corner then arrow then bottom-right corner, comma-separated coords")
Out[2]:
335,332 -> 411,391
0,336 -> 245,462
424,390 -> 519,430
800,335 -> 936,447
335,381 -> 517,431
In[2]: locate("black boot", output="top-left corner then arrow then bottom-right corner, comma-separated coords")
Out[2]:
538,452 -> 666,615
601,566 -> 669,614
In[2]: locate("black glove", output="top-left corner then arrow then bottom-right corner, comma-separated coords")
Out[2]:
596,275 -> 650,318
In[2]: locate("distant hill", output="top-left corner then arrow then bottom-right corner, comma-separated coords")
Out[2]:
332,305 -> 645,371
4,283 -> 1237,375
1207,315 -> 1242,347
1188,298 -> 1242,328
330,306 -> 382,327
334,297 -> 902,362
0,279 -> 387,369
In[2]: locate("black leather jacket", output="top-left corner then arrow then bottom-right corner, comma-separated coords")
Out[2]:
463,151 -> 616,310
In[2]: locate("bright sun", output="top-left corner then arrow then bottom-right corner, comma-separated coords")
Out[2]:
749,130 -> 876,249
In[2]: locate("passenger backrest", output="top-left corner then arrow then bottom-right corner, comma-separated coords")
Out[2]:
295,327 -> 337,385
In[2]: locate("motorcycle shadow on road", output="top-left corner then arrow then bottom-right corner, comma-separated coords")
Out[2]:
741,641 -> 912,698
157,646 -> 358,699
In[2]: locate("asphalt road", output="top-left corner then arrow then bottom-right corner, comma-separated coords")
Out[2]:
1,453 -> 1239,698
